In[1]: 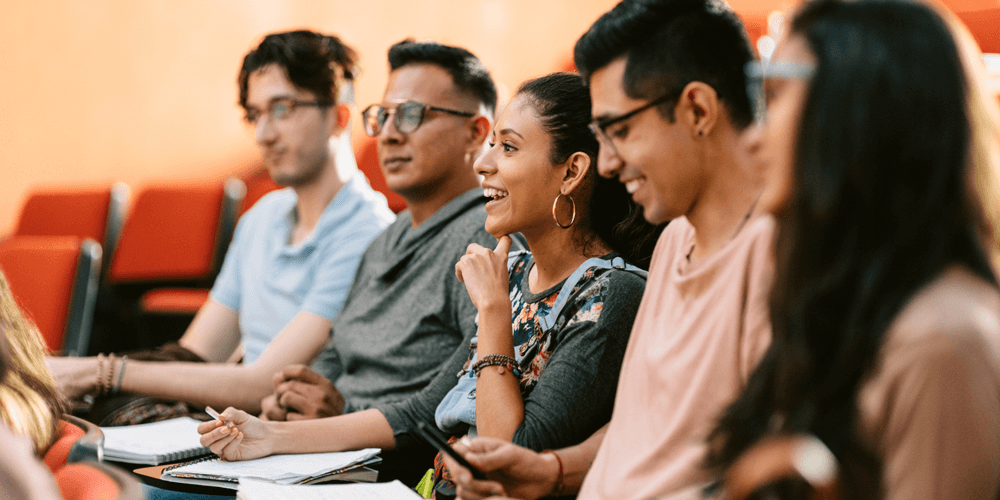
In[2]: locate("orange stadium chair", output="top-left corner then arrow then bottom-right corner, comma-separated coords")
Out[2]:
107,179 -> 244,285
147,139 -> 406,319
44,415 -> 104,472
55,461 -> 145,500
45,415 -> 144,500
93,179 -> 243,352
149,137 -> 407,321
13,183 -> 129,278
0,236 -> 101,356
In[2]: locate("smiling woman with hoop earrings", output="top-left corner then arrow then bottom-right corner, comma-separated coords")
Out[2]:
429,71 -> 662,497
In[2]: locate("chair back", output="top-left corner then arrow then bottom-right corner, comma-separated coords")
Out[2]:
15,184 -> 128,278
721,434 -> 840,500
55,461 -> 145,500
0,236 -> 102,355
108,179 -> 244,285
44,415 -> 103,473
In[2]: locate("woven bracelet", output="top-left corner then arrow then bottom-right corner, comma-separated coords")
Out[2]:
95,354 -> 105,396
472,354 -> 521,377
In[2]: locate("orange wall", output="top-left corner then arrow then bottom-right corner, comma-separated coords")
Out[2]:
1,0 -> 628,234
1,0 -> 995,235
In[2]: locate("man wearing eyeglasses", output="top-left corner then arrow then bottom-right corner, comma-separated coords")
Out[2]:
439,1 -> 773,499
48,31 -> 397,428
258,39 -> 507,483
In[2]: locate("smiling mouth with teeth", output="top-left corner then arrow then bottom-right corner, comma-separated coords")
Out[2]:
483,188 -> 509,200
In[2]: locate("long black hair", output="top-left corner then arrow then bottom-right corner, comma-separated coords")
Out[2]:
517,72 -> 663,268
707,1 -> 998,498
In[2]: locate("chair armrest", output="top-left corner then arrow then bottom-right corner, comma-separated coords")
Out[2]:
62,414 -> 103,463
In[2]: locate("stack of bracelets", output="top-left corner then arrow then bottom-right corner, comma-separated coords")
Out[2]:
95,353 -> 129,396
471,354 -> 521,377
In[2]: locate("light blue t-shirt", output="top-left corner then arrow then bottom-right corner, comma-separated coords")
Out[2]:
210,171 -> 395,364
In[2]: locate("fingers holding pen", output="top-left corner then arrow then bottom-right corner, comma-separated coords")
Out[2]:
198,407 -> 244,446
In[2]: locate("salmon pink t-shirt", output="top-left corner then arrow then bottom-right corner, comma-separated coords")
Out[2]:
578,215 -> 774,500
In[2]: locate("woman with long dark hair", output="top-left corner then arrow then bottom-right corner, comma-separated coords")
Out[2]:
708,1 -> 1000,498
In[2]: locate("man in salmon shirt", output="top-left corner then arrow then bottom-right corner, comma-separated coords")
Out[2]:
441,1 -> 773,498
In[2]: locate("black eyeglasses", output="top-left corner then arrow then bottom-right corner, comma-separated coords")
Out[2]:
244,98 -> 326,126
361,100 -> 475,137
589,93 -> 676,156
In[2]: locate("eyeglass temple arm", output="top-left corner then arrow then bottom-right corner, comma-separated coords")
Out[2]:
426,105 -> 476,117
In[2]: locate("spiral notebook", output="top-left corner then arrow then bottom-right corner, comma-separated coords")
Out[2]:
160,448 -> 381,490
101,417 -> 211,465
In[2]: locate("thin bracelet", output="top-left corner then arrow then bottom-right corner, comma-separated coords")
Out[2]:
112,355 -> 129,394
542,450 -> 565,496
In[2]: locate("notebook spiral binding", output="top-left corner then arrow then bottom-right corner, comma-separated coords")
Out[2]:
162,454 -> 220,473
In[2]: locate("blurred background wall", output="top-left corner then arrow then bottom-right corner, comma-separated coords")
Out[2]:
1,0 -> 996,234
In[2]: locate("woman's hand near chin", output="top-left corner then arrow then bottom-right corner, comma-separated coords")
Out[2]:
456,235 -> 513,321
197,407 -> 273,461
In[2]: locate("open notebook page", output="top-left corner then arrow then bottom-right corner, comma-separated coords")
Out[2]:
167,448 -> 381,483
237,479 -> 420,500
101,417 -> 208,464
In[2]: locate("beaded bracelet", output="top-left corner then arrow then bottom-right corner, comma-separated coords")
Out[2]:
471,354 -> 521,377
96,353 -> 120,396
95,353 -> 106,395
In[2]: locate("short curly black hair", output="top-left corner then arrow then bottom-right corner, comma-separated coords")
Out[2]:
238,30 -> 358,111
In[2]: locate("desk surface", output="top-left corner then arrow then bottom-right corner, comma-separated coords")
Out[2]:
111,460 -> 235,497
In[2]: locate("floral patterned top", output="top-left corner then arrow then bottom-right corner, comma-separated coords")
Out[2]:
435,251 -> 647,451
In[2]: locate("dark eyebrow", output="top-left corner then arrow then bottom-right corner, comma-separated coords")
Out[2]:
592,113 -> 616,124
246,95 -> 297,111
497,128 -> 524,140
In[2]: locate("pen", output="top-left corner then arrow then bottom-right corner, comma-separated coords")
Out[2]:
205,406 -> 235,430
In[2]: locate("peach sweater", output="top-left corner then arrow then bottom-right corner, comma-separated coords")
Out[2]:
858,266 -> 1000,499
578,215 -> 774,500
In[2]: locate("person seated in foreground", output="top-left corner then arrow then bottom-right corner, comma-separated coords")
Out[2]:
47,30 -> 395,423
0,326 -> 62,500
440,0 -> 772,498
205,40 -> 507,484
0,270 -> 65,458
706,1 -> 1000,498
199,72 -> 662,493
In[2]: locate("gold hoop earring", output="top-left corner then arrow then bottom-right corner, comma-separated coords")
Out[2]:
552,193 -> 576,229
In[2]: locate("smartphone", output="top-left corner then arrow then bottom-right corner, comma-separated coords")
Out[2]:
412,421 -> 487,480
